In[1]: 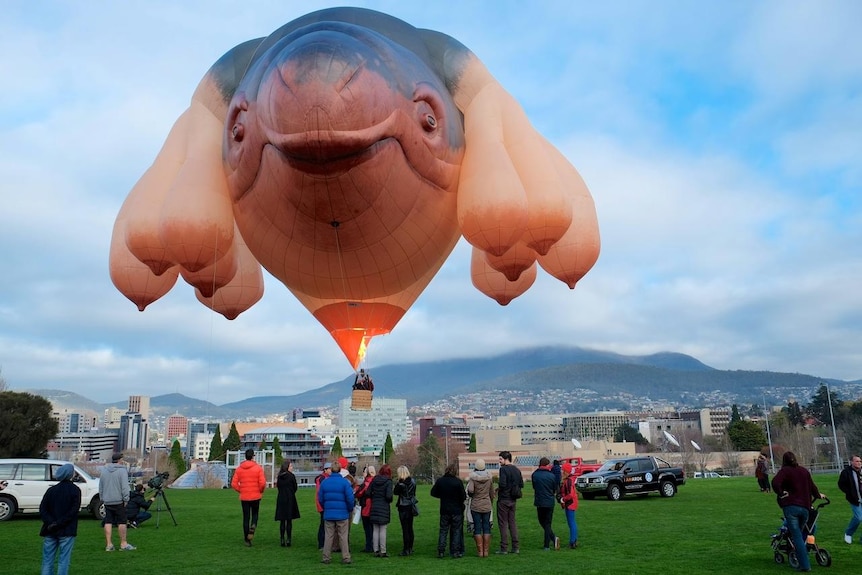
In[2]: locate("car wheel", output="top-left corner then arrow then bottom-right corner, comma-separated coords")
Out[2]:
816,549 -> 832,567
90,497 -> 105,520
607,484 -> 622,501
659,481 -> 676,497
0,496 -> 17,521
773,551 -> 784,564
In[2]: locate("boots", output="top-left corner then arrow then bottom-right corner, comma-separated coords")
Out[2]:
475,535 -> 483,557
483,534 -> 491,557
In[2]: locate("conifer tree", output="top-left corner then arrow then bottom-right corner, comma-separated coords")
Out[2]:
223,422 -> 242,454
272,437 -> 284,467
468,433 -> 477,453
331,436 -> 343,457
168,439 -> 186,479
383,432 -> 394,464
209,426 -> 224,462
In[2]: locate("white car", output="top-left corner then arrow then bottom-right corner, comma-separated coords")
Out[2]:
0,458 -> 105,521
693,471 -> 728,479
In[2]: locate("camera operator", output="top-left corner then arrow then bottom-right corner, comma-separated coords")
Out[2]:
126,484 -> 155,528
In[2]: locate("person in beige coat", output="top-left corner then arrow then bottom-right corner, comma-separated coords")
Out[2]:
467,458 -> 494,557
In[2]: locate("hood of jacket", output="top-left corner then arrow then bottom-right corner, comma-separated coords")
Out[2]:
239,460 -> 258,470
469,469 -> 491,482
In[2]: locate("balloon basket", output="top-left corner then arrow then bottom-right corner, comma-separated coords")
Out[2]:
351,389 -> 373,410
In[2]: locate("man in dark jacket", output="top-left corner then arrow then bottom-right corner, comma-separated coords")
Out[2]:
430,462 -> 467,558
40,463 -> 81,575
532,457 -> 560,551
496,450 -> 524,554
126,484 -> 154,528
317,461 -> 354,564
838,454 -> 862,545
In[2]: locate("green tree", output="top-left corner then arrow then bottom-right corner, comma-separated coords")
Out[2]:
168,439 -> 187,479
613,424 -> 648,444
416,433 -> 444,483
272,437 -> 284,467
258,439 -> 267,450
383,433 -> 394,464
806,383 -> 843,426
223,422 -> 242,454
0,391 -> 59,458
468,433 -> 477,453
727,420 -> 767,451
209,426 -> 224,462
331,436 -> 343,458
730,404 -> 742,424
783,401 -> 805,426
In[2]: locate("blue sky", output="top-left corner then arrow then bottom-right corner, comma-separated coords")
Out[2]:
1,1 -> 860,404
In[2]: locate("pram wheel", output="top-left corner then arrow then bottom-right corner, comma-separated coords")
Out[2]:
788,551 -> 800,569
815,548 -> 832,567
773,551 -> 785,564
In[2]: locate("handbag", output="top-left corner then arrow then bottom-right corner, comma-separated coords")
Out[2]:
410,497 -> 419,517
352,502 -> 362,524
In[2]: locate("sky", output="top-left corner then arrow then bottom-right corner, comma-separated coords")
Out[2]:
1,1 -> 860,405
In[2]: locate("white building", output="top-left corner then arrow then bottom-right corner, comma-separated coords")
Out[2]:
338,397 -> 411,454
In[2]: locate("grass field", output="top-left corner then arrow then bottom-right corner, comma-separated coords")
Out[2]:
3,475 -> 857,574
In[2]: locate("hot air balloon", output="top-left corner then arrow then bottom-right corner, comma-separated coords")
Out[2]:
109,7 -> 600,377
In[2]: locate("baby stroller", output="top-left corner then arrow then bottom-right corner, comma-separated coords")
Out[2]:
771,497 -> 831,568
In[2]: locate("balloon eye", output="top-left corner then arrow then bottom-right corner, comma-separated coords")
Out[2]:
423,114 -> 437,131
232,124 -> 245,141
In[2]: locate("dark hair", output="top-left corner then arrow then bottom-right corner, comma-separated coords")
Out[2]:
444,462 -> 459,477
134,483 -> 145,493
539,457 -> 550,467
245,448 -> 255,460
279,460 -> 292,474
499,451 -> 512,462
782,451 -> 798,467
379,464 -> 392,478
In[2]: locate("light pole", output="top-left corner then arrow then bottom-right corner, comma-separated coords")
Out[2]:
764,395 -> 776,474
826,384 -> 842,470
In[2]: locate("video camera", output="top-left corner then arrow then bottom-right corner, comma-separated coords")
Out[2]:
147,471 -> 170,490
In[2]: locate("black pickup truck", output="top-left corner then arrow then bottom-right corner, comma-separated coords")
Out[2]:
575,456 -> 685,500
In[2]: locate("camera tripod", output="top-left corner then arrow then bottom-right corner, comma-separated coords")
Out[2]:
148,486 -> 178,527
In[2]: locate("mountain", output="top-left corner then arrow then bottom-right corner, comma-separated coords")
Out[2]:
26,346 -> 860,419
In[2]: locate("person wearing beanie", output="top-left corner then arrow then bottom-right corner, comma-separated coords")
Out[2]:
100,453 -> 135,551
232,448 -> 266,547
40,463 -> 81,574
532,457 -> 560,551
467,458 -> 494,556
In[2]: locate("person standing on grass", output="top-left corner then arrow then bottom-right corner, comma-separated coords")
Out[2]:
232,448 -> 266,547
275,459 -> 300,547
756,454 -> 771,493
771,451 -> 826,573
560,462 -> 579,549
369,463 -> 394,557
430,462 -> 467,559
495,450 -> 524,555
317,460 -> 354,565
467,458 -> 494,557
354,465 -> 376,553
100,453 -> 135,552
315,462 -> 333,549
532,456 -> 560,551
39,463 -> 80,575
838,454 -> 862,545
393,465 -> 417,556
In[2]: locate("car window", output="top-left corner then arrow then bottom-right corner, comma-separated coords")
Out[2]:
20,463 -> 49,481
0,463 -> 17,479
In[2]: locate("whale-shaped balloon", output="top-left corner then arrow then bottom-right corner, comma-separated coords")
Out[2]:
109,7 -> 600,369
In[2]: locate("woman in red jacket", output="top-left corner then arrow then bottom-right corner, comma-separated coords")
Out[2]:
232,449 -> 266,547
560,462 -> 579,549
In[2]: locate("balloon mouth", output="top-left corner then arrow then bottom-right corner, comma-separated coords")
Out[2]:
265,110 -> 403,174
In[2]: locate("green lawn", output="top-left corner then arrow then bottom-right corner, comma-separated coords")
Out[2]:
3,475 -> 855,574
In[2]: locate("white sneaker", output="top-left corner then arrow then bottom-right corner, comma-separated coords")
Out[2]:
845,534 -> 853,544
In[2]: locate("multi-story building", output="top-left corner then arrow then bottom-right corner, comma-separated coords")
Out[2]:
119,412 -> 148,455
103,407 -> 125,429
240,425 -> 327,469
187,422 -> 221,459
476,414 -> 567,444
52,409 -> 98,434
417,417 -> 471,449
48,431 -> 119,462
166,414 -> 188,441
128,395 -> 150,420
562,411 -> 631,441
338,397 -> 411,454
